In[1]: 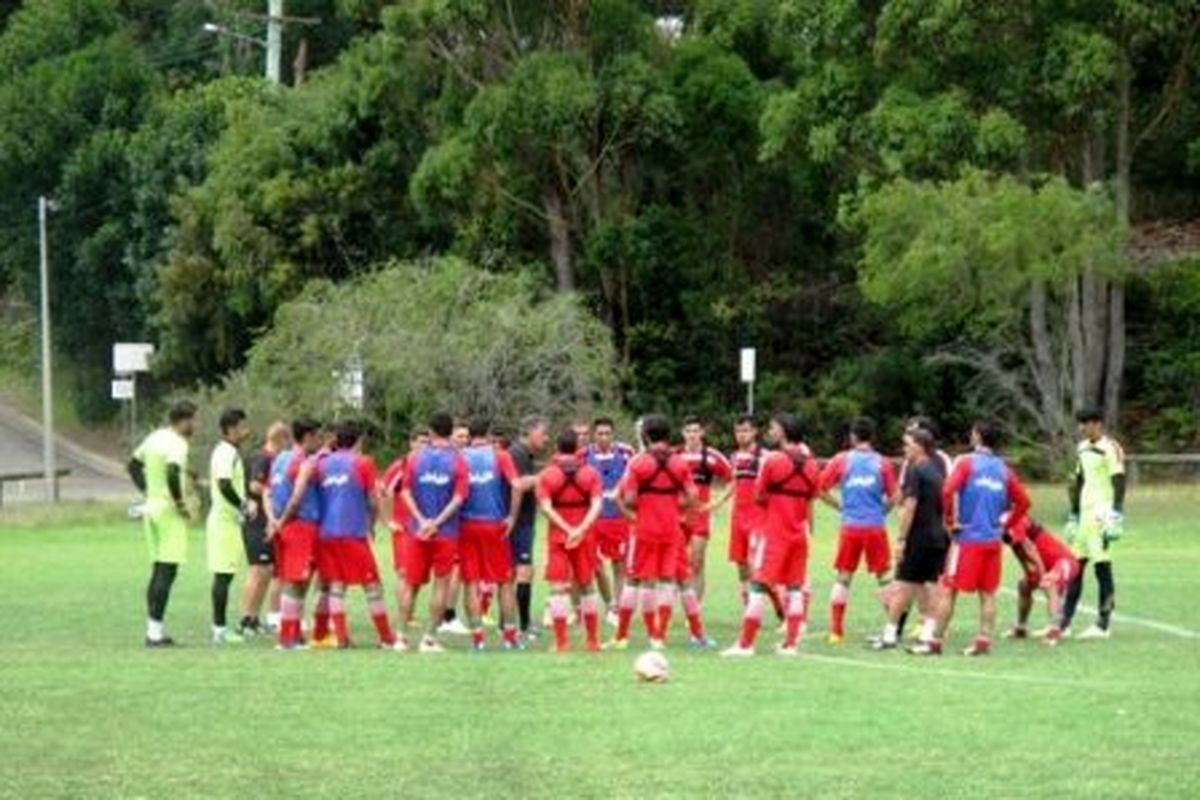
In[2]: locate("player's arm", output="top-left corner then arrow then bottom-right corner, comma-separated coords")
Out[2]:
165,463 -> 190,520
1006,468 -> 1031,527
942,459 -> 970,535
817,455 -> 843,512
894,495 -> 916,559
882,459 -> 900,511
426,458 -> 469,531
1018,539 -> 1045,584
703,453 -> 735,512
127,457 -> 147,493
1108,442 -> 1127,513
500,453 -> 521,535
217,478 -> 243,510
1068,460 -> 1083,517
536,474 -> 575,536
279,459 -> 314,524
361,460 -> 380,536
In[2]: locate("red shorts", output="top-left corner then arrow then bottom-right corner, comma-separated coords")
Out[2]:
545,535 -> 597,586
593,517 -> 630,562
274,520 -> 318,583
675,535 -> 693,582
459,521 -> 512,584
1022,557 -> 1079,595
626,536 -> 679,582
751,533 -> 808,588
728,512 -> 762,565
833,526 -> 890,576
391,530 -> 407,573
315,537 -> 380,586
946,541 -> 1002,593
405,536 -> 459,587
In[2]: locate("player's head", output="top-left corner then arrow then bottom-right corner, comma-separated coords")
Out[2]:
572,420 -> 591,447
292,416 -> 322,453
733,414 -> 758,448
333,419 -> 363,451
849,416 -> 875,447
168,400 -> 198,438
903,427 -> 935,462
906,415 -> 940,442
451,419 -> 470,449
491,424 -> 513,449
408,427 -> 429,449
1075,407 -> 1104,441
557,428 -> 580,456
427,410 -> 454,440
641,414 -> 670,445
218,407 -> 250,444
592,416 -> 615,450
520,414 -> 549,452
682,415 -> 704,448
265,420 -> 291,450
971,418 -> 1003,450
468,417 -> 491,443
769,412 -> 803,446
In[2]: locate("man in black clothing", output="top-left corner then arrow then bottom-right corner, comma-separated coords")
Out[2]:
237,420 -> 290,635
508,415 -> 549,635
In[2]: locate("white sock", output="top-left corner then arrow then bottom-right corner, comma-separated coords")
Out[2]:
212,625 -> 226,639
266,612 -> 281,627
921,617 -> 937,642
147,619 -> 164,641
883,622 -> 898,644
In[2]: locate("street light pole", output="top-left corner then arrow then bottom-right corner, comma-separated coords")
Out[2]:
266,0 -> 283,85
38,196 -> 57,502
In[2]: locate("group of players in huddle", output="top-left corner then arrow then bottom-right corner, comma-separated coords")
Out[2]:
128,401 -> 1127,657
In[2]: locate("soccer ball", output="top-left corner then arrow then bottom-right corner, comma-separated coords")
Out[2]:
633,651 -> 669,683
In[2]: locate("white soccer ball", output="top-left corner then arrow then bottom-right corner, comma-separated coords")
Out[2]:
633,651 -> 670,683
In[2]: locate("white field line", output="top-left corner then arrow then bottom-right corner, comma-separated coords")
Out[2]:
998,587 -> 1200,639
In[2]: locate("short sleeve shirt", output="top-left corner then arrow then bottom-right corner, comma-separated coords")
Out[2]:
133,427 -> 190,508
902,459 -> 949,549
509,441 -> 538,530
209,440 -> 245,522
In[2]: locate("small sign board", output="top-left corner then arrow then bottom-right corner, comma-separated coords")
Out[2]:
740,348 -> 756,383
113,343 -> 155,374
111,378 -> 135,400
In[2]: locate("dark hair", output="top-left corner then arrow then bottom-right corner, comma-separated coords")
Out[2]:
734,413 -> 757,428
682,414 -> 703,428
557,428 -> 579,455
292,416 -> 321,441
168,400 -> 197,424
408,427 -> 427,443
520,415 -> 548,436
850,416 -> 876,444
772,412 -> 804,444
1075,407 -> 1103,424
974,418 -> 1003,449
428,410 -> 454,438
468,418 -> 491,439
218,407 -> 247,434
593,415 -> 615,430
906,415 -> 940,440
641,414 -> 670,444
334,419 -> 363,449
907,427 -> 936,455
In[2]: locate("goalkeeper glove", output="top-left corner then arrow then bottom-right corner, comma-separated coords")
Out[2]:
1103,510 -> 1124,544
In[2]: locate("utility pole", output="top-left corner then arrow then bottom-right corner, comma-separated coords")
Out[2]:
38,196 -> 57,502
266,0 -> 283,84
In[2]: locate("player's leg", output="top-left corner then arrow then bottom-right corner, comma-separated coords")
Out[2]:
265,576 -> 282,633
238,564 -> 270,635
1092,560 -> 1115,635
689,533 -> 709,603
966,591 -> 996,656
277,581 -> 306,649
872,580 -> 915,649
396,580 -> 419,650
724,536 -> 775,656
548,580 -> 573,652
362,577 -> 395,647
1060,557 -> 1088,634
577,576 -> 602,651
326,580 -> 352,647
829,529 -> 860,643
422,571 -> 452,652
679,577 -> 713,648
144,559 -> 179,646
1007,576 -> 1035,637
210,572 -> 238,644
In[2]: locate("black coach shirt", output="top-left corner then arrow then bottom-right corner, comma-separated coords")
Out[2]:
509,440 -> 537,529
245,449 -> 272,534
902,459 -> 949,549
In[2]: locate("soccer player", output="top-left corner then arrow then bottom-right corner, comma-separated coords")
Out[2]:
206,408 -> 253,645
1003,516 -> 1078,645
508,415 -> 549,636
381,428 -> 427,630
723,412 -> 820,657
400,411 -> 470,653
269,417 -> 324,650
609,414 -> 697,650
913,420 -> 1030,656
237,420 -> 289,636
538,429 -> 605,652
872,427 -> 949,650
820,416 -> 898,644
460,418 -> 522,650
128,401 -> 198,647
1060,408 -> 1126,640
584,416 -> 635,625
678,416 -> 733,603
572,420 -> 592,450
727,414 -> 789,624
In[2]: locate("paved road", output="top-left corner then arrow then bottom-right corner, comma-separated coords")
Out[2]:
0,407 -> 131,506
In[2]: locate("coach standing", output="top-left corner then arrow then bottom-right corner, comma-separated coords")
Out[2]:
509,415 -> 548,637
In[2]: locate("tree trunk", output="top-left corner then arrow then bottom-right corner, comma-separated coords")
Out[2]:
1029,280 -> 1064,446
1104,282 -> 1125,428
543,188 -> 574,292
1105,63 -> 1133,429
1067,275 -> 1086,413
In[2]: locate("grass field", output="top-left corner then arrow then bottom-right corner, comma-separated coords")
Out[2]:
2,486 -> 1198,799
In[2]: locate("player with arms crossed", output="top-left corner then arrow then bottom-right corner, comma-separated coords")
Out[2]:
1060,408 -> 1126,640
723,413 -> 821,657
583,416 -> 635,626
1003,516 -> 1078,646
609,414 -> 698,651
128,401 -> 198,647
820,416 -> 898,644
460,419 -> 522,651
269,417 -> 324,650
400,411 -> 470,653
313,421 -> 395,649
913,420 -> 1030,656
538,429 -> 605,652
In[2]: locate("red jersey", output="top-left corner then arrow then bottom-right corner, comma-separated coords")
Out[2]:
679,445 -> 732,534
755,445 -> 820,540
381,454 -> 412,529
536,455 -> 602,544
731,445 -> 769,525
1009,519 -> 1076,572
620,445 -> 696,544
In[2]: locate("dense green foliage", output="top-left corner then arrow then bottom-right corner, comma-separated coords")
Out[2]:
0,1 -> 1197,452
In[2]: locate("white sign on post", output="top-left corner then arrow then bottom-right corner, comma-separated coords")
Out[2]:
111,378 -> 135,400
113,343 -> 155,374
740,348 -> 756,383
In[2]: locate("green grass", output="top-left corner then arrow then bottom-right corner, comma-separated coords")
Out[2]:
2,487 -> 1199,799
